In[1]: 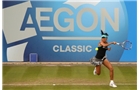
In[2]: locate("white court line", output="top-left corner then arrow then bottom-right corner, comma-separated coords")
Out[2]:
3,83 -> 136,86
42,36 -> 101,40
3,62 -> 137,65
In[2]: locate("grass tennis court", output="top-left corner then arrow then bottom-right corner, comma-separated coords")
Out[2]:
3,64 -> 137,90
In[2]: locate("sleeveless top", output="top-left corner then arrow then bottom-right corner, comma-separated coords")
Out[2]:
95,46 -> 108,59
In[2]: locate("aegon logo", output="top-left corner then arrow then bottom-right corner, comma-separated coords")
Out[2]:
20,7 -> 119,32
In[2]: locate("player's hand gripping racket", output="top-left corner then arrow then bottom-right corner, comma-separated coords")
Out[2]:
116,40 -> 132,50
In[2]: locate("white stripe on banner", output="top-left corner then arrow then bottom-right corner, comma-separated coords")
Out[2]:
42,37 -> 101,40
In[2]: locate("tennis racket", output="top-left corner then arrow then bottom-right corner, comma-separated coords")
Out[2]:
116,40 -> 132,50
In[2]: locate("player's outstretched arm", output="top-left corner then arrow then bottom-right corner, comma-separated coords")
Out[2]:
100,42 -> 116,47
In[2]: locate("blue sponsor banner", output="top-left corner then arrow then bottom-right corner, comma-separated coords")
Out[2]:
2,0 -> 137,62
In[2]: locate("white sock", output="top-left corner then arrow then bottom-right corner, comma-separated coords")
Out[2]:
110,80 -> 114,83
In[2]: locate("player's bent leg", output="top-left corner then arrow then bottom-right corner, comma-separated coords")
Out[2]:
94,65 -> 101,75
103,59 -> 117,87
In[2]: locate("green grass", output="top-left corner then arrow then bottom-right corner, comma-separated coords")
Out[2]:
3,85 -> 137,90
3,65 -> 137,90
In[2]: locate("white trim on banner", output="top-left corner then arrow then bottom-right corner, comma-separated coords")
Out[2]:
42,36 -> 101,40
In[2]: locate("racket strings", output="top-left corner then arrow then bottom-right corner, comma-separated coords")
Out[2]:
123,41 -> 132,50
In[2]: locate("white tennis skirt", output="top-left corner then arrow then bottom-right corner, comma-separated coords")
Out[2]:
90,57 -> 106,66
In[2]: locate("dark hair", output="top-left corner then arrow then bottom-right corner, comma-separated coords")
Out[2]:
101,30 -> 109,36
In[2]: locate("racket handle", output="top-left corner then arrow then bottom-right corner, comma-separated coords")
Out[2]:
116,43 -> 120,45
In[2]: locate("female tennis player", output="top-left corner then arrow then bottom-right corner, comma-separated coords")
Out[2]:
90,30 -> 117,87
